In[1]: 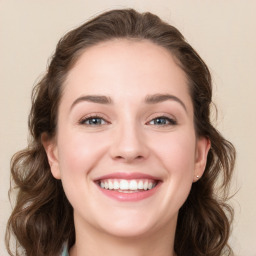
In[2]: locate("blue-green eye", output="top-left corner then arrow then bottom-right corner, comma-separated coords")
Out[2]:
148,116 -> 176,126
80,116 -> 107,126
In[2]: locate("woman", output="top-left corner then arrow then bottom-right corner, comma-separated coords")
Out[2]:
6,9 -> 235,256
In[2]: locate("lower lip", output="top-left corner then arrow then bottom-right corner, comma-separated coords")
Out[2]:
96,183 -> 161,202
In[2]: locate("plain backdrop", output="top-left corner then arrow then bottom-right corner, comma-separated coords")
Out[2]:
0,1 -> 255,255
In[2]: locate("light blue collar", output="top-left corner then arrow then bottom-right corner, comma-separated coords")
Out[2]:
61,245 -> 69,256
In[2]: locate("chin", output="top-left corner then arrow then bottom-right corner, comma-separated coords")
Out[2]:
94,209 -> 168,239
102,221 -> 155,239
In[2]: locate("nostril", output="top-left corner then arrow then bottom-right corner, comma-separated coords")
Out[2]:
113,154 -> 144,162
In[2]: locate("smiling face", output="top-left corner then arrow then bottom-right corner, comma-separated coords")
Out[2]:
43,39 -> 210,240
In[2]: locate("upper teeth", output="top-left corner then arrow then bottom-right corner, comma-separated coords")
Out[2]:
99,179 -> 157,191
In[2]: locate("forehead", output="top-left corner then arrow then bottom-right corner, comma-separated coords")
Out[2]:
62,39 -> 192,110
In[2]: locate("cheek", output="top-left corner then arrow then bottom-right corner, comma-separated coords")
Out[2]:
150,130 -> 196,175
57,129 -> 106,173
56,129 -> 109,202
148,130 -> 196,208
56,129 -> 109,208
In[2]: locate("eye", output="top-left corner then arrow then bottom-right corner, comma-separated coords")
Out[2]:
148,116 -> 177,126
79,115 -> 108,126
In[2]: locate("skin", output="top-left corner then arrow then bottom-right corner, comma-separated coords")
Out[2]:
43,39 -> 210,256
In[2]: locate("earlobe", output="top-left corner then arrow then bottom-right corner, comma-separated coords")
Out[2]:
41,133 -> 61,180
193,136 -> 211,182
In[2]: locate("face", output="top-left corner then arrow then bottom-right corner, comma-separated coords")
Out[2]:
44,39 -> 210,239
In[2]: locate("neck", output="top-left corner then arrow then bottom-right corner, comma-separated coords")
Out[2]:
70,213 -> 177,256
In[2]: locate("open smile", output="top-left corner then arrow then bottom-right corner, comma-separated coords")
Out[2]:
98,179 -> 158,192
94,173 -> 162,201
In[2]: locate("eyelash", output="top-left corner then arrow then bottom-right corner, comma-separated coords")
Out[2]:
79,114 -> 108,126
147,116 -> 177,126
79,115 -> 177,127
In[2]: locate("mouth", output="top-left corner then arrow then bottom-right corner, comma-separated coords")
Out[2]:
94,173 -> 161,201
96,179 -> 158,193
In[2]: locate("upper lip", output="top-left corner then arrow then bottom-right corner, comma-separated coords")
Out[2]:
94,172 -> 161,181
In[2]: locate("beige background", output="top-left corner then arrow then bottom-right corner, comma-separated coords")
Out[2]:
0,1 -> 255,255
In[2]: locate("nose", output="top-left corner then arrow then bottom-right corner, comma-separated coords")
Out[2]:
109,122 -> 149,163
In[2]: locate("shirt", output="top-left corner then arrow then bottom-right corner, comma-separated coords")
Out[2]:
61,245 -> 69,256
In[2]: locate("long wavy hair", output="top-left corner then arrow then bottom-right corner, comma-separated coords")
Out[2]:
6,9 -> 235,256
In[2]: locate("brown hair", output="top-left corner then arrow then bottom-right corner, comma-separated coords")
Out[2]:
6,9 -> 235,256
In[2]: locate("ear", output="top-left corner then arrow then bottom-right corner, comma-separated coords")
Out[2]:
193,136 -> 211,182
41,132 -> 61,179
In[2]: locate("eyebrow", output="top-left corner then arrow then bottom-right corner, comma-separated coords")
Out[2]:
70,95 -> 112,111
70,93 -> 187,112
145,94 -> 187,112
